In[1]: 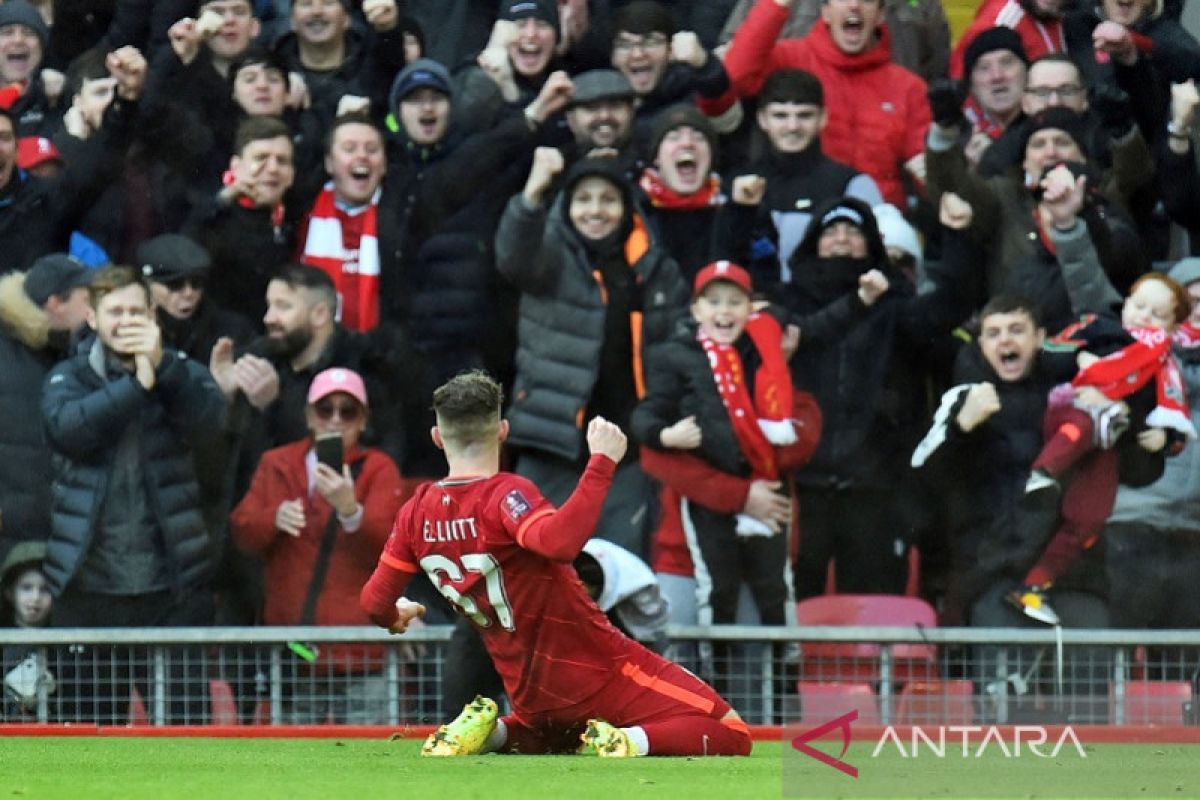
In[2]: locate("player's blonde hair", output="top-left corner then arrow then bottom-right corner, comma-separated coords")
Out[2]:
432,370 -> 504,448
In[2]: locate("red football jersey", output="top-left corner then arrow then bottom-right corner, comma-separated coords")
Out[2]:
382,472 -> 634,716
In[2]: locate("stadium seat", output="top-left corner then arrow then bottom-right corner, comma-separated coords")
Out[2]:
798,681 -> 881,725
1109,681 -> 1193,726
795,595 -> 938,684
895,680 -> 975,725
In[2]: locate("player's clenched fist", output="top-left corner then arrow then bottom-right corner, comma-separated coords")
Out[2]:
587,416 -> 627,464
389,598 -> 427,634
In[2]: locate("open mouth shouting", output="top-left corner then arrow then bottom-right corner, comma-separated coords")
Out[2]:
510,40 -> 549,76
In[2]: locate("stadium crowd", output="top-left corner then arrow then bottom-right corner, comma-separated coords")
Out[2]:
2,0 -> 1200,724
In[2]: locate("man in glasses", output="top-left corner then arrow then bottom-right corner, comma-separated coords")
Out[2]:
232,367 -> 403,723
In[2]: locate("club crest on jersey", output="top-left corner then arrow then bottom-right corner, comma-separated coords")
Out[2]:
503,489 -> 533,522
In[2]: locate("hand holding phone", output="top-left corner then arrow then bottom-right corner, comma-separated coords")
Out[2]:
315,433 -> 343,471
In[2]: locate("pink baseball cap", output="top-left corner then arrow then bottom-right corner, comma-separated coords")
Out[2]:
307,367 -> 368,407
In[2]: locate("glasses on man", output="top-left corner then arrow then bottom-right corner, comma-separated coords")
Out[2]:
1024,84 -> 1083,100
163,276 -> 206,292
613,34 -> 669,53
313,399 -> 363,422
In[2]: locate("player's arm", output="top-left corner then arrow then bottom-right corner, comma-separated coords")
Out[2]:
515,418 -> 627,562
359,506 -> 425,632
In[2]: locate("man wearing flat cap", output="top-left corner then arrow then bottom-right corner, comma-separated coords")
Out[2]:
140,233 -> 255,366
0,254 -> 91,551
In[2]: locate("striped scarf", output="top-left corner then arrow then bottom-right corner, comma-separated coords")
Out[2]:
300,183 -> 381,331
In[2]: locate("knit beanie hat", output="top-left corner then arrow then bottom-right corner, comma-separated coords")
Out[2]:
963,27 -> 1029,80
1020,107 -> 1090,159
648,104 -> 717,160
0,0 -> 48,47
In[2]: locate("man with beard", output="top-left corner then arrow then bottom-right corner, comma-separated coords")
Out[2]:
952,0 -> 1067,78
0,254 -> 91,551
564,70 -> 639,174
254,263 -> 415,472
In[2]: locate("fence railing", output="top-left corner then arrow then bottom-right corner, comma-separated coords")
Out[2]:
1,626 -> 1197,728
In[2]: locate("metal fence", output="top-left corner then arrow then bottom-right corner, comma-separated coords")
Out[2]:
2,625 -> 1198,728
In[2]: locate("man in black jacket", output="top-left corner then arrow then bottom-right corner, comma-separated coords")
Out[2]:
0,255 -> 92,551
42,265 -> 226,724
0,45 -> 146,273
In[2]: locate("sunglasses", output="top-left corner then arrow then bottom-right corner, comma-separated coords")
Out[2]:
313,399 -> 363,422
163,276 -> 206,292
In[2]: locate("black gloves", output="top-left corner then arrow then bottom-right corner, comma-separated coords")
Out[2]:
927,78 -> 966,129
1090,83 -> 1134,139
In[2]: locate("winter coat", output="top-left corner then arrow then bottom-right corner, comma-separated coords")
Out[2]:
0,273 -> 61,544
495,194 -> 689,462
40,337 -> 226,596
231,438 -> 402,668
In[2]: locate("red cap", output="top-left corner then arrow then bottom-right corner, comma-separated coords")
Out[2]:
16,136 -> 61,170
307,367 -> 368,407
692,260 -> 752,298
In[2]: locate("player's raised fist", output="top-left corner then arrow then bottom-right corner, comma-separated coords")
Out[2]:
587,417 -> 627,464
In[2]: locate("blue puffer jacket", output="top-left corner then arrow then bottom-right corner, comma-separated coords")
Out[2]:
40,336 -> 226,596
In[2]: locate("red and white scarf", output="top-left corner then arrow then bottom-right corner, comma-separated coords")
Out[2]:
639,167 -> 723,211
1073,326 -> 1196,438
700,313 -> 796,479
300,183 -> 381,331
1174,321 -> 1200,349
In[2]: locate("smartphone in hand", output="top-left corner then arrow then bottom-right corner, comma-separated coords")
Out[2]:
315,433 -> 343,471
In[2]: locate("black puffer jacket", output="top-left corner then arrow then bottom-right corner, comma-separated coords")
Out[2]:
0,273 -> 63,545
495,165 -> 689,462
40,337 -> 226,596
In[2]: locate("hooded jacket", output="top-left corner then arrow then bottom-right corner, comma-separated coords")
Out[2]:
495,160 -> 689,462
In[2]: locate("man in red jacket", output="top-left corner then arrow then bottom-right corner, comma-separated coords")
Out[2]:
721,0 -> 929,208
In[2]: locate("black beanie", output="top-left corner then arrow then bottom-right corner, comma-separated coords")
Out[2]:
1020,107 -> 1090,159
648,104 -> 717,160
612,1 -> 676,37
963,27 -> 1029,80
499,0 -> 560,35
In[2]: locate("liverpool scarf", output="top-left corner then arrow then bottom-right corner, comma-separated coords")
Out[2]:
1072,326 -> 1196,438
300,183 -> 381,331
639,167 -> 723,211
699,313 -> 796,479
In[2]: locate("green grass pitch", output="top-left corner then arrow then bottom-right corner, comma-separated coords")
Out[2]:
0,738 -> 1197,799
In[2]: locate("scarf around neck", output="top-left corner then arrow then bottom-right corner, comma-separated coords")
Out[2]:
700,313 -> 796,479
300,183 -> 381,331
639,168 -> 723,211
1073,326 -> 1196,438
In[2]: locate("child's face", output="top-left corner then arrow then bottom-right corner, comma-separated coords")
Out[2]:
692,282 -> 752,345
1122,279 -> 1178,331
978,309 -> 1044,382
6,568 -> 51,628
